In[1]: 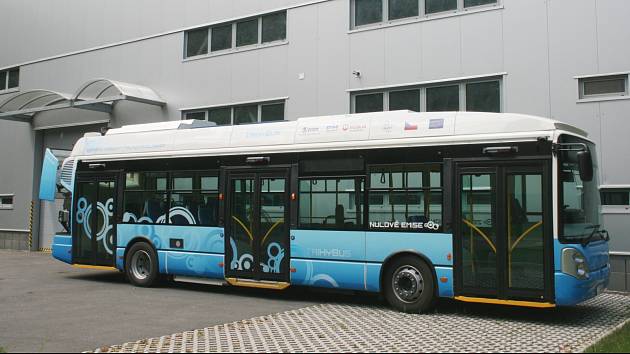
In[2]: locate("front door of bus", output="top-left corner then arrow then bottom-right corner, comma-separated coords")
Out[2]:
225,170 -> 290,282
73,176 -> 117,266
454,162 -> 552,302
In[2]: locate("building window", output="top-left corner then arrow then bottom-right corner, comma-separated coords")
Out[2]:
0,195 -> 14,210
464,0 -> 497,7
262,12 -> 287,43
0,68 -> 19,92
236,18 -> 259,47
466,80 -> 500,112
211,24 -> 233,52
352,77 -> 502,113
426,85 -> 459,111
184,11 -> 287,59
261,102 -> 285,122
389,89 -> 420,112
425,0 -> 457,14
355,0 -> 383,27
183,100 -> 286,125
355,93 -> 384,113
299,177 -> 364,230
185,28 -> 209,58
234,104 -> 258,125
184,111 -> 207,121
352,0 -> 497,28
601,189 -> 630,206
208,107 -> 232,126
579,75 -> 628,99
368,164 -> 442,232
389,0 -> 419,20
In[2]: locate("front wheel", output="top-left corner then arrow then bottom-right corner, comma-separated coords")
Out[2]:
126,242 -> 159,287
383,256 -> 435,313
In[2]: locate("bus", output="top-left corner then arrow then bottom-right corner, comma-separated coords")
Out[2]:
44,111 -> 610,313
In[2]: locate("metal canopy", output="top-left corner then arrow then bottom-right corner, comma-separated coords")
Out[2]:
0,78 -> 166,126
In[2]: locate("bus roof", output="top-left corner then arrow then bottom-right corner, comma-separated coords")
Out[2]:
72,111 -> 588,161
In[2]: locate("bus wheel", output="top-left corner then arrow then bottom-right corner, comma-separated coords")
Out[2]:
126,242 -> 159,287
384,255 -> 435,313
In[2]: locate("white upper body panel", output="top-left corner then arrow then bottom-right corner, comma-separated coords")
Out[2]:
70,111 -> 588,161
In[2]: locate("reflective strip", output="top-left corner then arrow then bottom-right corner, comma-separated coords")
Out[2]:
73,264 -> 118,271
454,296 -> 555,308
226,277 -> 290,290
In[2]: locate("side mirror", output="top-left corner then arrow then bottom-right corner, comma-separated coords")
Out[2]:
577,150 -> 593,182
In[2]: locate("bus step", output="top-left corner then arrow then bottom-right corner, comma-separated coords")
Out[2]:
226,277 -> 290,290
173,276 -> 227,287
454,296 -> 555,308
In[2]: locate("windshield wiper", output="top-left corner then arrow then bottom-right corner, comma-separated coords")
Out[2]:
581,224 -> 601,246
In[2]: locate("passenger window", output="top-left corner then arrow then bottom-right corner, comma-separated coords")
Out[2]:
122,171 -> 219,226
299,177 -> 364,230
123,172 -> 168,224
368,164 -> 442,232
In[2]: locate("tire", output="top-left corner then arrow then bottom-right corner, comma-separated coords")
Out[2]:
383,255 -> 436,313
125,242 -> 159,287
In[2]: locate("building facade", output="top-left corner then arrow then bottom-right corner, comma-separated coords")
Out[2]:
0,0 -> 629,290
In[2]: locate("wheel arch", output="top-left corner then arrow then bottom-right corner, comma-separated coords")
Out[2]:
123,236 -> 159,270
379,250 -> 438,297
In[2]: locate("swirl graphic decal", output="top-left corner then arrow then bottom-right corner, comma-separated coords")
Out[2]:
75,197 -> 115,255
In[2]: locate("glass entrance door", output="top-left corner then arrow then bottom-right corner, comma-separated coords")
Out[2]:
74,177 -> 117,266
455,162 -> 551,302
225,170 -> 290,282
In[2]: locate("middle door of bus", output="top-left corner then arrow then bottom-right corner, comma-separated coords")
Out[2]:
453,161 -> 553,303
224,169 -> 290,282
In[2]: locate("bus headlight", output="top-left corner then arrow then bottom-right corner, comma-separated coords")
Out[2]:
562,248 -> 590,280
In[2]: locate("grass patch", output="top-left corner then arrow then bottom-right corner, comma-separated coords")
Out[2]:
0,347 -> 5,353
586,321 -> 630,353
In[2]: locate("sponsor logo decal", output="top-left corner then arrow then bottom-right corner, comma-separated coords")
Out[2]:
429,118 -> 444,129
325,124 -> 339,132
369,220 -> 441,231
301,127 -> 320,135
308,248 -> 352,258
404,121 -> 418,131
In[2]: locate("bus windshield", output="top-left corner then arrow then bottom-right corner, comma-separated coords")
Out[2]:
558,135 -> 601,243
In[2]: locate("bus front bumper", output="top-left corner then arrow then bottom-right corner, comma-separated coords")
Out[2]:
554,264 -> 610,306
52,234 -> 72,264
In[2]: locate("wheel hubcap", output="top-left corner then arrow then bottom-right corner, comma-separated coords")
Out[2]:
131,250 -> 151,280
392,265 -> 424,303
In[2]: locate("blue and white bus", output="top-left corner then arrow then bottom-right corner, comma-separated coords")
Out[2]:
44,111 -> 610,313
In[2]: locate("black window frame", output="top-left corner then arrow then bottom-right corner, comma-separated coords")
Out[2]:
297,176 -> 365,231
367,163 -> 444,233
122,170 -> 220,227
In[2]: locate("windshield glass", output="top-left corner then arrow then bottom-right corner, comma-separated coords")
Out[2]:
558,135 -> 601,243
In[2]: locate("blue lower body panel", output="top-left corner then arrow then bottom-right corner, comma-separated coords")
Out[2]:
52,234 -> 72,264
291,258 -> 365,290
161,251 -> 224,279
435,266 -> 454,298
554,265 -> 610,306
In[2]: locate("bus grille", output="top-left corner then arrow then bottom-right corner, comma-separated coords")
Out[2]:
59,158 -> 75,191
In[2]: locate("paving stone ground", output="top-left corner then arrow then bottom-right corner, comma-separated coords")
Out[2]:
92,292 -> 630,353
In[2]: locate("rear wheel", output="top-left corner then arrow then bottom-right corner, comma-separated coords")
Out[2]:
384,255 -> 435,313
126,242 -> 159,287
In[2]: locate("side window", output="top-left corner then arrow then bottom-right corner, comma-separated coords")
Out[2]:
368,164 -> 442,232
123,171 -> 219,226
170,172 -> 219,226
198,174 -> 220,226
123,172 -> 168,224
299,177 -> 364,230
